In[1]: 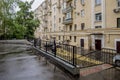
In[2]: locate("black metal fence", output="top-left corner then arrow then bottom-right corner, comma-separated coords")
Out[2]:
36,40 -> 77,66
33,39 -> 119,68
77,48 -> 119,68
101,48 -> 118,64
76,51 -> 103,68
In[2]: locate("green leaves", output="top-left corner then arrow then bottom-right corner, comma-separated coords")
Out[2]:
0,0 -> 16,39
16,0 -> 40,39
0,0 -> 40,39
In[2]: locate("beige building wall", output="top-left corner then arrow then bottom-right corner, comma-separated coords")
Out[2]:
35,0 -> 120,52
106,0 -> 120,28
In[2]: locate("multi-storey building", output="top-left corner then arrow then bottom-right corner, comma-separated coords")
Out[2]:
35,0 -> 120,53
34,0 -> 52,39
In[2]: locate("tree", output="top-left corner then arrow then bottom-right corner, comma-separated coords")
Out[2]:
0,0 -> 18,39
16,0 -> 40,39
0,0 -> 39,39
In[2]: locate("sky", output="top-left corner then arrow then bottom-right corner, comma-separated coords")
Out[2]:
24,0 -> 44,10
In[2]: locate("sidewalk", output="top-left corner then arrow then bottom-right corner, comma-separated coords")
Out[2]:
80,64 -> 113,76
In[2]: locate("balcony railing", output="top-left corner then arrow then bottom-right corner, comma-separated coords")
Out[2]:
63,18 -> 73,24
62,6 -> 73,13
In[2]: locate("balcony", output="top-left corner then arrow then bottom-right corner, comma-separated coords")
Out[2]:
62,6 -> 73,14
63,18 -> 73,25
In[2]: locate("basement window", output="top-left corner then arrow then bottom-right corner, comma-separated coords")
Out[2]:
95,26 -> 102,28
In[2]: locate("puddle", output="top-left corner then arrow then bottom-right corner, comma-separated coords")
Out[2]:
0,43 -> 71,80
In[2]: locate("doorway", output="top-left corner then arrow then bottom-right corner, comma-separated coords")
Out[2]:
116,41 -> 120,53
95,39 -> 102,50
80,39 -> 84,48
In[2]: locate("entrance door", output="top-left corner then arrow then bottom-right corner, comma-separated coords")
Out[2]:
116,41 -> 120,53
95,39 -> 101,50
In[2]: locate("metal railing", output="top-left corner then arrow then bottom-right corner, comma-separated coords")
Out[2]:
34,39 -> 77,66
63,18 -> 73,24
62,6 -> 73,13
33,39 -> 119,68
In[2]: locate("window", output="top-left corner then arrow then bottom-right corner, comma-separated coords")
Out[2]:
95,26 -> 102,28
81,9 -> 85,17
63,2 -> 66,9
117,0 -> 120,7
74,0 -> 77,8
81,23 -> 85,30
95,0 -> 101,5
70,25 -> 72,31
59,18 -> 61,23
66,12 -> 72,19
81,0 -> 85,5
70,36 -> 72,40
74,36 -> 76,42
54,7 -> 56,12
117,18 -> 120,28
95,13 -> 102,21
59,36 -> 61,40
74,24 -> 77,31
80,39 -> 84,47
63,36 -> 64,41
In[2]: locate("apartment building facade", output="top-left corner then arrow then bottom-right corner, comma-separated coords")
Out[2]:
34,0 -> 52,39
34,0 -> 120,53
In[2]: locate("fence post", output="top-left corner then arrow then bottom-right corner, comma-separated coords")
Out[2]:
53,40 -> 56,57
73,46 -> 76,66
34,38 -> 37,47
39,39 -> 41,49
46,41 -> 47,52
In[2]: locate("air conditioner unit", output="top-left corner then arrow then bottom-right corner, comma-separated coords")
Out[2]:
113,8 -> 120,13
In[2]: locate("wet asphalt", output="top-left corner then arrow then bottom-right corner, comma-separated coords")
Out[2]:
0,41 -> 120,80
0,43 -> 70,80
